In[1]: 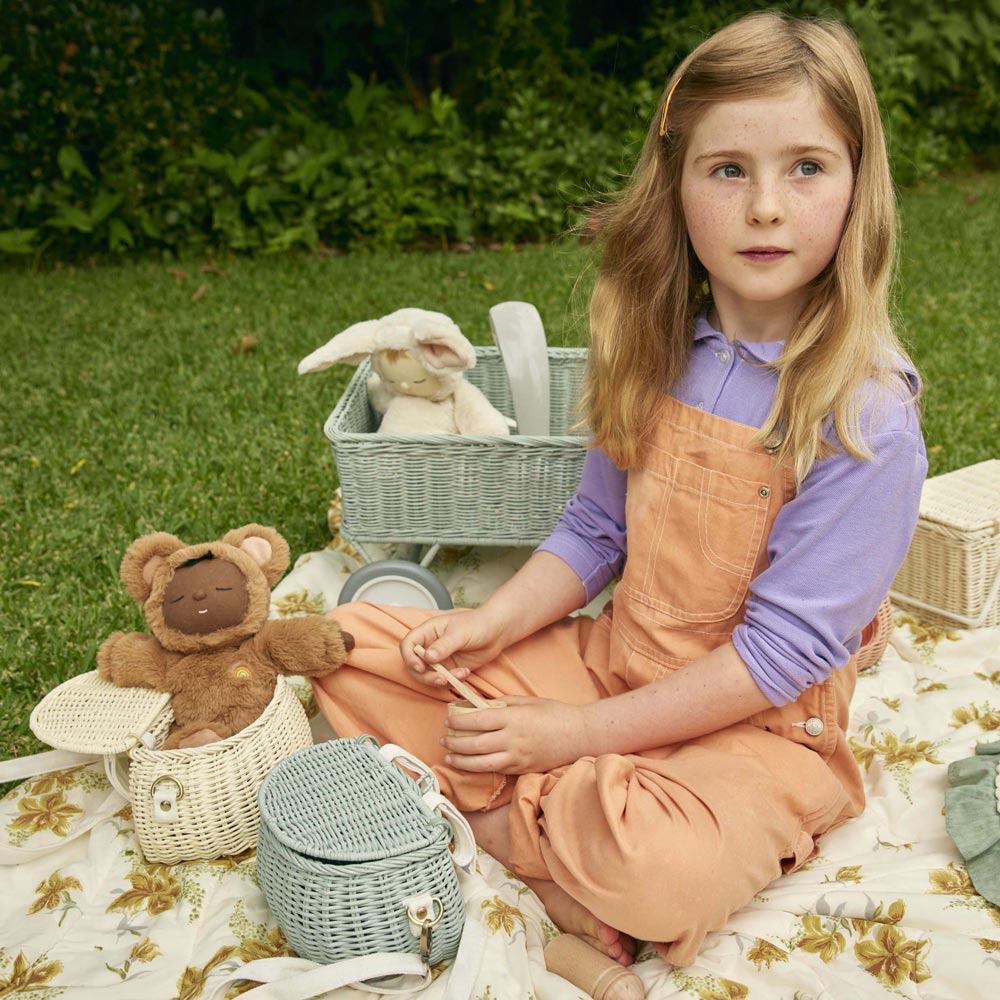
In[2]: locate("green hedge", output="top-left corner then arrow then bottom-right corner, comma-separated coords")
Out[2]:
1,0 -> 997,259
639,0 -> 999,184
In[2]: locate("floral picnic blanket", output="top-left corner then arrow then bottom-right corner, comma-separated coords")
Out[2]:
2,539 -> 999,1000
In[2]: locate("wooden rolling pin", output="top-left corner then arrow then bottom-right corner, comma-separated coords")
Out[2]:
544,934 -> 645,1000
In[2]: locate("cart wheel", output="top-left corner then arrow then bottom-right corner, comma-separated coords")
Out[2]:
338,559 -> 453,610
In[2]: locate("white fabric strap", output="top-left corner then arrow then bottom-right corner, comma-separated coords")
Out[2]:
422,791 -> 476,872
888,630 -> 925,664
0,786 -> 125,864
377,743 -> 477,873
0,751 -> 126,863
890,576 -> 1000,629
0,748 -> 101,784
207,914 -> 485,1000
378,743 -> 440,792
442,916 -> 486,1000
207,952 -> 429,1000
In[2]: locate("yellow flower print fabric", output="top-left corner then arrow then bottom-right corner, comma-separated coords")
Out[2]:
2,593 -> 1000,998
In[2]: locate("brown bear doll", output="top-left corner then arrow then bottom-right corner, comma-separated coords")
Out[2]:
97,524 -> 354,749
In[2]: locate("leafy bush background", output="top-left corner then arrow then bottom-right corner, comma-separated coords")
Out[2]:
1,0 -> 997,259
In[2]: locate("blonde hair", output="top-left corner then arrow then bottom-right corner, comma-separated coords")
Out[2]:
582,11 -> 917,482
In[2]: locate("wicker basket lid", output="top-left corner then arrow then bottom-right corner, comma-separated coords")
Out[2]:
258,736 -> 451,863
30,671 -> 171,755
919,460 -> 1000,534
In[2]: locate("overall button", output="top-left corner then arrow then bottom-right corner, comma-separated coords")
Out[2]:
804,717 -> 824,737
759,486 -> 771,498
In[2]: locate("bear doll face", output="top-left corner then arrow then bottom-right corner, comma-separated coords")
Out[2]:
162,555 -> 248,635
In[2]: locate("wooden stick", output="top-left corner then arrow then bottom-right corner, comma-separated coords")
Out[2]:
430,662 -> 492,710
414,645 -> 492,709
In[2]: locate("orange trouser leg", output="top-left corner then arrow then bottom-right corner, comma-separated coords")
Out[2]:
314,602 -> 851,966
507,723 -> 852,966
312,601 -> 613,809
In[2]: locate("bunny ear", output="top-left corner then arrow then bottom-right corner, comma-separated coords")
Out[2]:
297,319 -> 382,373
412,315 -> 476,373
417,341 -> 470,372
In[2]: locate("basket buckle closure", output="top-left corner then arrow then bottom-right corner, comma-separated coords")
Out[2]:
150,774 -> 184,824
405,894 -> 444,965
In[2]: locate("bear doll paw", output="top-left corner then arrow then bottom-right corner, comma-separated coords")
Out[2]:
320,617 -> 355,665
165,725 -> 225,750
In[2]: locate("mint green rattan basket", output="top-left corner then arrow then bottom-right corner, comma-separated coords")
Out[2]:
325,347 -> 588,548
256,736 -> 465,966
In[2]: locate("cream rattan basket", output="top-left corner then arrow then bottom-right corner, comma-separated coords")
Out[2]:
890,460 -> 1000,629
29,672 -> 313,864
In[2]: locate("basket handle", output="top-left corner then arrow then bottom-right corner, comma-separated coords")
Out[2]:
207,953 -> 429,1000
0,748 -> 99,784
422,790 -> 477,871
208,917 -> 486,1000
378,743 -> 478,869
378,742 -> 440,795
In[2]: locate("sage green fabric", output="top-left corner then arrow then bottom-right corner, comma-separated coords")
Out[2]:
946,738 -> 1000,906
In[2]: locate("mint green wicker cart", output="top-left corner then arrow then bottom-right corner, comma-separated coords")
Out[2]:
325,346 -> 588,604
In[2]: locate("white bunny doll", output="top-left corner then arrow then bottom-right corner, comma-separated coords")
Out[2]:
298,308 -> 510,436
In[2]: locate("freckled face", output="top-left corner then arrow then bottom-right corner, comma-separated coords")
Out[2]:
679,83 -> 855,332
162,558 -> 248,634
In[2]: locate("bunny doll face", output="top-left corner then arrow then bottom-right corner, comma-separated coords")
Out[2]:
371,349 -> 448,399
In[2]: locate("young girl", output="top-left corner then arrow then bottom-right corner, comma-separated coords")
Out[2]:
313,11 -> 927,971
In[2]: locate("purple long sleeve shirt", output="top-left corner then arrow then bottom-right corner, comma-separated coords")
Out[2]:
537,314 -> 928,706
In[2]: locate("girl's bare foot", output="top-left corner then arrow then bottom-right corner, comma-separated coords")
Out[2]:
526,876 -> 636,966
651,942 -> 674,965
460,805 -> 636,965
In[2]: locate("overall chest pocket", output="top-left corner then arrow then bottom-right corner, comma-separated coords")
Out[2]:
625,453 -> 771,623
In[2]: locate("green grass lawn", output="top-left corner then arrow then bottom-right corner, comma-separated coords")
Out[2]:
1,171 -> 997,766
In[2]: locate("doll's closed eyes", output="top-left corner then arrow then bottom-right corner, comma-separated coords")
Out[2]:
162,555 -> 248,634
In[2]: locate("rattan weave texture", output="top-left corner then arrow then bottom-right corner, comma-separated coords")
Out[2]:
856,596 -> 894,673
326,347 -> 587,547
129,677 -> 313,864
257,736 -> 464,966
30,671 -> 171,755
29,672 -> 312,864
892,460 -> 1000,628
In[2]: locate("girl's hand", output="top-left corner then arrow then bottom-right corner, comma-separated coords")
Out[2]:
441,696 -> 587,774
401,607 -> 510,686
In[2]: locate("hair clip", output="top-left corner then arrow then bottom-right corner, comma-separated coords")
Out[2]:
658,75 -> 683,136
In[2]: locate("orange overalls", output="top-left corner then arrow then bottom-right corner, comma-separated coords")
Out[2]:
313,397 -> 866,966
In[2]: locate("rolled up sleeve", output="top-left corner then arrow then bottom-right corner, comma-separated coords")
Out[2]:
536,447 -> 628,603
733,423 -> 927,705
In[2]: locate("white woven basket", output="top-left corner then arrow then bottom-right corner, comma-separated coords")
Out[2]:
30,673 -> 313,864
890,459 -> 1000,629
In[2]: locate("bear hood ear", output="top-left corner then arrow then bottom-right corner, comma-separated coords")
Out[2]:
120,532 -> 187,604
220,524 -> 290,588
